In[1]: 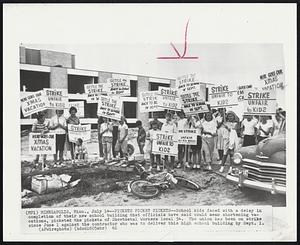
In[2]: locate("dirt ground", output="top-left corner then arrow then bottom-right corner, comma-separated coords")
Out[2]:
22,130 -> 286,208
38,168 -> 285,208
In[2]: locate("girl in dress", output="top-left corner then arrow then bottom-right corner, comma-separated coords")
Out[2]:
66,106 -> 80,161
201,112 -> 217,171
219,111 -> 239,173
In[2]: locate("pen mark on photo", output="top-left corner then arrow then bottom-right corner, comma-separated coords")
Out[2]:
157,20 -> 198,60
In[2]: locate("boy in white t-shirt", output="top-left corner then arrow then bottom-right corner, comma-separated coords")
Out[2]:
241,115 -> 258,147
256,116 -> 274,143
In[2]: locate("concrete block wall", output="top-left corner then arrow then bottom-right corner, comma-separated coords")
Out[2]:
19,46 -> 26,64
137,76 -> 150,130
40,50 -> 73,68
49,67 -> 68,117
98,71 -> 112,84
170,79 -> 176,88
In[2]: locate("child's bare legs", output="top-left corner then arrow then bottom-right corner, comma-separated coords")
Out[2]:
155,155 -> 161,167
150,154 -> 155,167
138,143 -> 145,154
219,152 -> 228,173
218,150 -> 224,161
53,150 -> 58,163
42,154 -> 47,169
197,149 -> 202,168
178,145 -> 185,167
166,156 -> 175,170
58,151 -> 64,163
103,142 -> 108,162
34,154 -> 40,165
191,149 -> 197,168
106,141 -> 112,161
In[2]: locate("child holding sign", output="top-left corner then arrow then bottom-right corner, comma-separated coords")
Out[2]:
161,112 -> 177,171
118,116 -> 129,158
136,120 -> 146,154
66,106 -> 80,161
32,112 -> 49,170
49,110 -> 67,165
201,112 -> 217,171
189,115 -> 203,170
100,117 -> 113,163
147,121 -> 161,171
175,111 -> 189,169
219,111 -> 239,173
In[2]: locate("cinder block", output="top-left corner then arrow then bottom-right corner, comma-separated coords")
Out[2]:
137,76 -> 150,130
40,50 -> 73,68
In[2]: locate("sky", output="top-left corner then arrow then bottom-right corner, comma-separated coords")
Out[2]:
23,43 -> 284,86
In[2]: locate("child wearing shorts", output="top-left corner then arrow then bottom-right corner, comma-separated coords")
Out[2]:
100,117 -> 113,163
32,112 -> 49,170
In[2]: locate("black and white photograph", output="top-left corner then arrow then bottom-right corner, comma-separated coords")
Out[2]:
3,3 -> 297,242
20,43 -> 287,208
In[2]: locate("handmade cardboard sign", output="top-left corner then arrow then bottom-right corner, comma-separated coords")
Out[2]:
20,90 -> 49,117
29,133 -> 56,155
259,68 -> 285,91
180,83 -> 208,114
43,88 -> 69,109
237,84 -> 253,102
177,129 -> 197,145
68,124 -> 91,143
208,84 -> 238,108
64,101 -> 85,118
152,132 -> 178,156
176,73 -> 200,93
139,91 -> 161,113
243,90 -> 276,115
84,83 -> 109,103
97,95 -> 122,120
157,86 -> 181,111
107,74 -> 131,96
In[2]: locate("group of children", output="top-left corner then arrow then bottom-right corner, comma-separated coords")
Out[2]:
115,109 -> 285,173
32,108 -> 88,170
31,106 -> 286,173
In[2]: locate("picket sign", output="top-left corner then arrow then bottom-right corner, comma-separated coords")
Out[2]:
237,84 -> 253,102
177,129 -> 197,145
107,74 -> 131,97
179,84 -> 208,115
152,132 -> 178,156
139,91 -> 162,113
68,124 -> 91,143
208,83 -> 238,108
259,68 -> 285,91
156,87 -> 182,111
176,73 -> 200,93
43,88 -> 69,109
64,101 -> 85,118
84,83 -> 109,103
20,90 -> 49,117
97,95 -> 122,120
243,89 -> 276,115
29,133 -> 56,155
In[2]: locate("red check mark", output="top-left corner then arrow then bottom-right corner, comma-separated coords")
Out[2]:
157,20 -> 198,60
